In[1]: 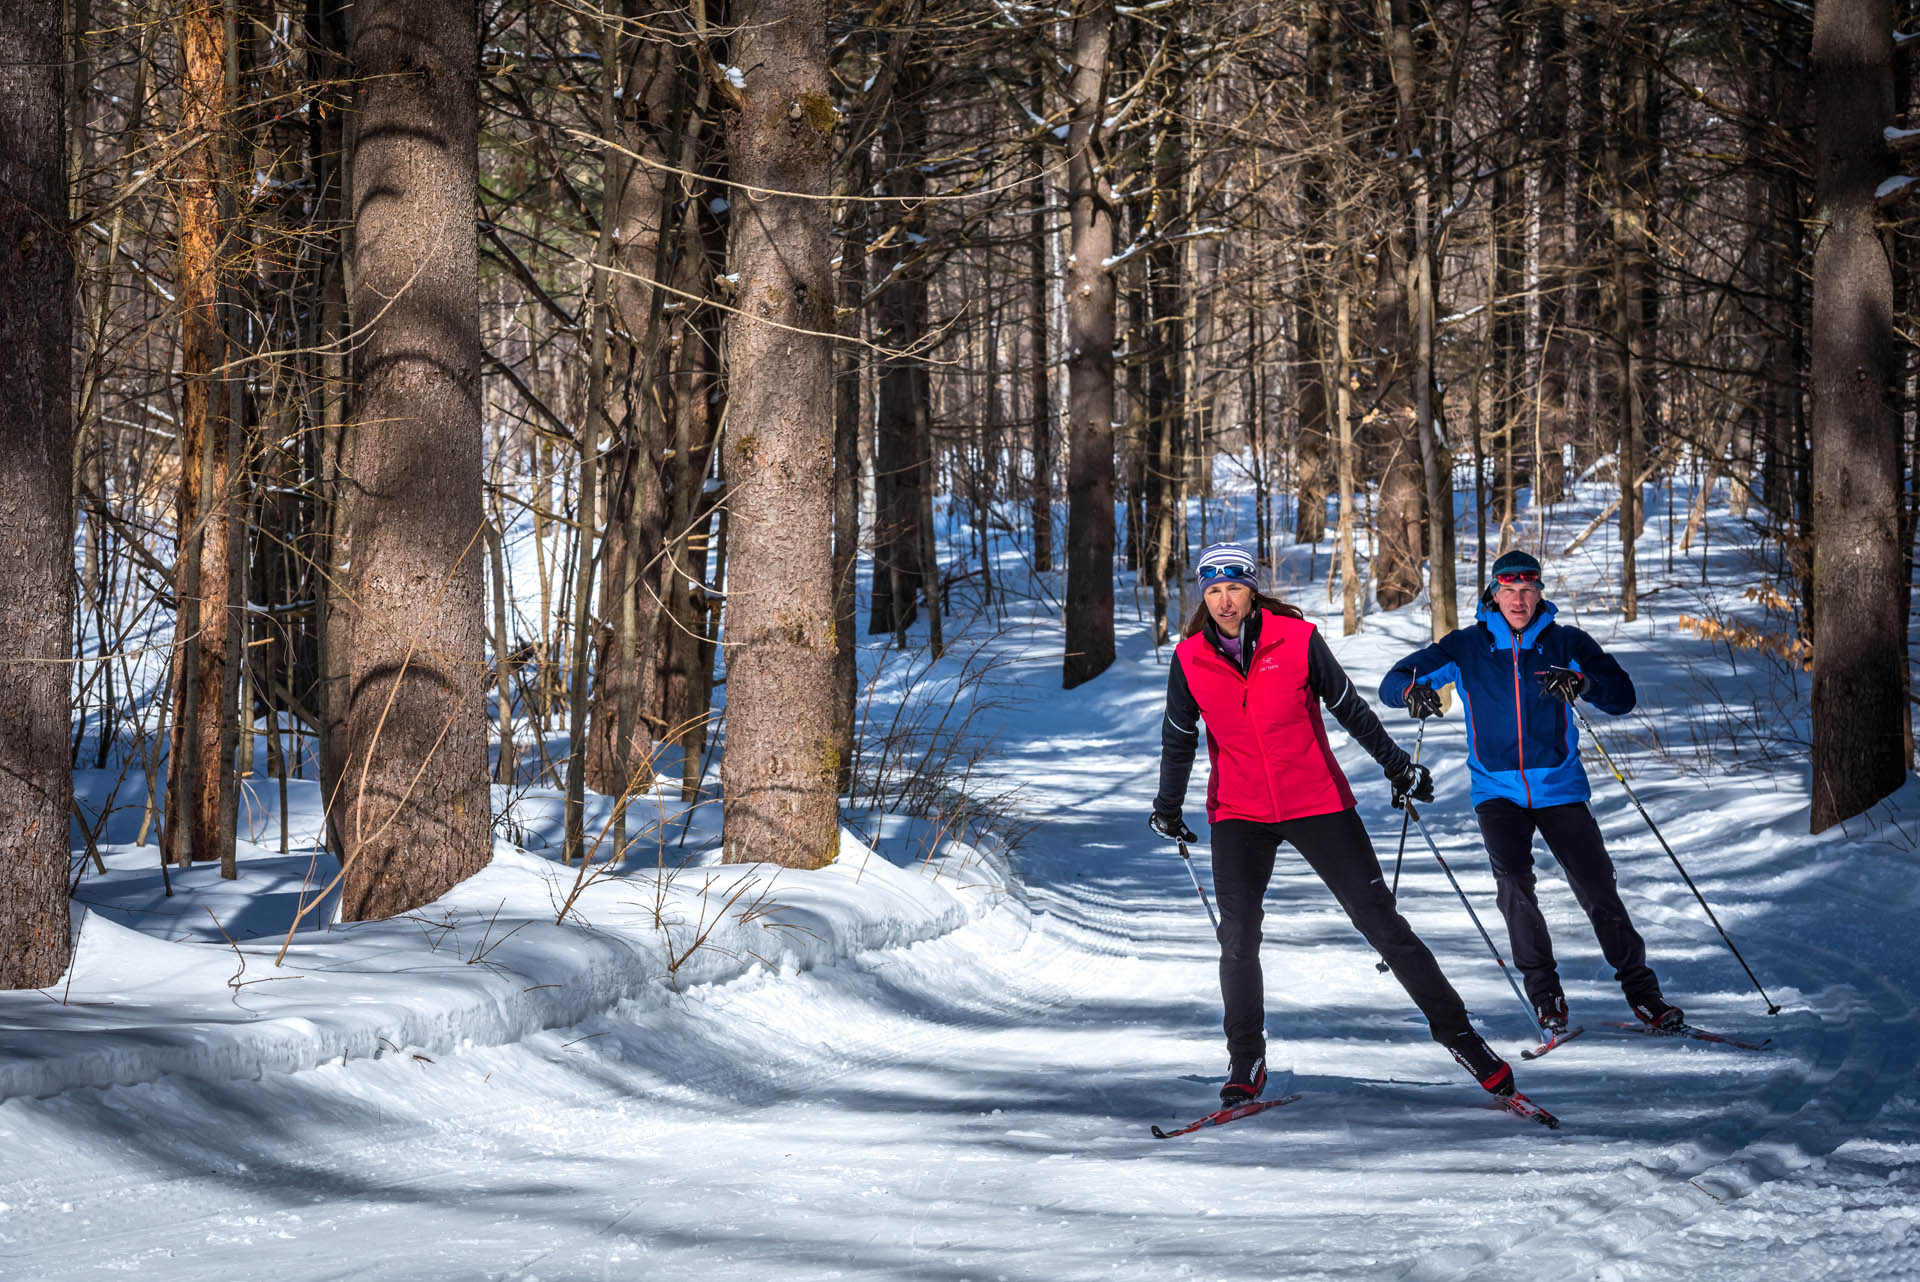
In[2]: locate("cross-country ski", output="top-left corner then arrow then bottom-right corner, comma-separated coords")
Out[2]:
1605,1021 -> 1774,1052
1152,1093 -> 1306,1139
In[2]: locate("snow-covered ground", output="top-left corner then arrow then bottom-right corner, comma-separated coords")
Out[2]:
4,482 -> 1918,1281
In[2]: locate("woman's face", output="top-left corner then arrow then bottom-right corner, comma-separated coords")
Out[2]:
1204,580 -> 1254,635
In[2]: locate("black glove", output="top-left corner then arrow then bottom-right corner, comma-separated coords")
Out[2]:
1540,666 -> 1587,703
1149,810 -> 1198,844
1405,683 -> 1444,720
1388,761 -> 1434,810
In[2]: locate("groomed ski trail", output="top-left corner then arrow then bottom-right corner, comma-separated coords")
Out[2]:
2,606 -> 1916,1280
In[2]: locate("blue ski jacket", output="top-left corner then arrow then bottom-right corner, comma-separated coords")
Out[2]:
1377,597 -> 1635,808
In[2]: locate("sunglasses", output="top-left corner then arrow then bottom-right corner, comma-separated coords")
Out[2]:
1198,562 -> 1257,583
1493,571 -> 1542,590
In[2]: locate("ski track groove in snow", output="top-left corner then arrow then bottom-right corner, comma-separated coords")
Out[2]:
1399,889 -> 1920,1282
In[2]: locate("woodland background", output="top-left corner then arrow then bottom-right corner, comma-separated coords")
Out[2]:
0,0 -> 1914,989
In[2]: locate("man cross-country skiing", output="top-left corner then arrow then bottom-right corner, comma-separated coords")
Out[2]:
1379,548 -> 1683,1037
1150,543 -> 1522,1106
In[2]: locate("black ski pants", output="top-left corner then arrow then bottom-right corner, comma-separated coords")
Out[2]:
1472,798 -> 1658,1008
1210,810 -> 1472,1063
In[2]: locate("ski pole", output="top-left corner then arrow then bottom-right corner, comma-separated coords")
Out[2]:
1388,720 -> 1428,897
1565,700 -> 1781,1015
1175,840 -> 1219,932
1405,801 -> 1548,1042
1375,720 -> 1427,974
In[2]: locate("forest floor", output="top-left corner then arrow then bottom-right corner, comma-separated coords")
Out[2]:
2,481 -> 1917,1281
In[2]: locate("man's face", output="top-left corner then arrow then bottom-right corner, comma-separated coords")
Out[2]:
1493,575 -> 1542,630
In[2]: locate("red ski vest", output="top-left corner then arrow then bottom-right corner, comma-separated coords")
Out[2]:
1176,610 -> 1356,824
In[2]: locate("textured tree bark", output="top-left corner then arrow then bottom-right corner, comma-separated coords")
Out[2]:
1336,256 -> 1360,637
1292,0 -> 1333,551
833,153 -> 869,794
301,0 -> 353,860
1061,0 -> 1116,689
719,0 -> 840,868
1028,70 -> 1055,575
338,0 -> 490,919
1488,0 -> 1525,529
870,59 -> 931,642
1569,12 -> 1603,474
1529,0 -> 1570,506
1604,31 -> 1653,622
0,0 -> 74,989
1368,227 -> 1425,614
165,0 -> 238,871
1144,84 -> 1186,643
1379,0 -> 1454,635
1809,0 -> 1906,831
585,26 -> 676,799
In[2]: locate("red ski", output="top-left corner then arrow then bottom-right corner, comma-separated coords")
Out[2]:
1151,1093 -> 1304,1139
1499,1090 -> 1560,1129
1520,1024 -> 1586,1060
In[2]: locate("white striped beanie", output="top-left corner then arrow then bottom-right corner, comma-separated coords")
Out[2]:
1195,543 -> 1256,583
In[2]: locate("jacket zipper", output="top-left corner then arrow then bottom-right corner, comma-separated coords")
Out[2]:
1221,636 -> 1286,821
1510,634 -> 1534,806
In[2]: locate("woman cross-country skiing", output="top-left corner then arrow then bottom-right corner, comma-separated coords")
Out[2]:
1378,548 -> 1681,1037
1149,543 -> 1522,1106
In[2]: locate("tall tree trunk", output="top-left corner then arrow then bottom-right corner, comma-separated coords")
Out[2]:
1336,252 -> 1360,636
1062,0 -> 1116,688
586,24 -> 678,797
564,43 -> 619,864
1489,0 -> 1526,538
0,0 -> 74,989
339,0 -> 490,919
1569,12 -> 1604,475
1530,2 -> 1571,505
1809,0 -> 1906,830
1605,29 -> 1652,621
166,0 -> 238,870
307,0 -> 353,860
1146,89 -> 1188,643
870,56 -> 930,641
1029,70 -> 1055,574
1294,0 -> 1334,550
1379,0 -> 1454,634
832,157 -> 869,795
718,0 -> 840,867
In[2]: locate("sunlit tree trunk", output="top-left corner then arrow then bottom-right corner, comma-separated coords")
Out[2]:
719,0 -> 840,867
165,0 -> 239,872
1062,0 -> 1116,688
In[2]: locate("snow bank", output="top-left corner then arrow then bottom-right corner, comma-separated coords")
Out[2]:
0,832 -> 1016,1103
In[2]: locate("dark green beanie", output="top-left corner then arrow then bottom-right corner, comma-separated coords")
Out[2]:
1490,549 -> 1542,578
